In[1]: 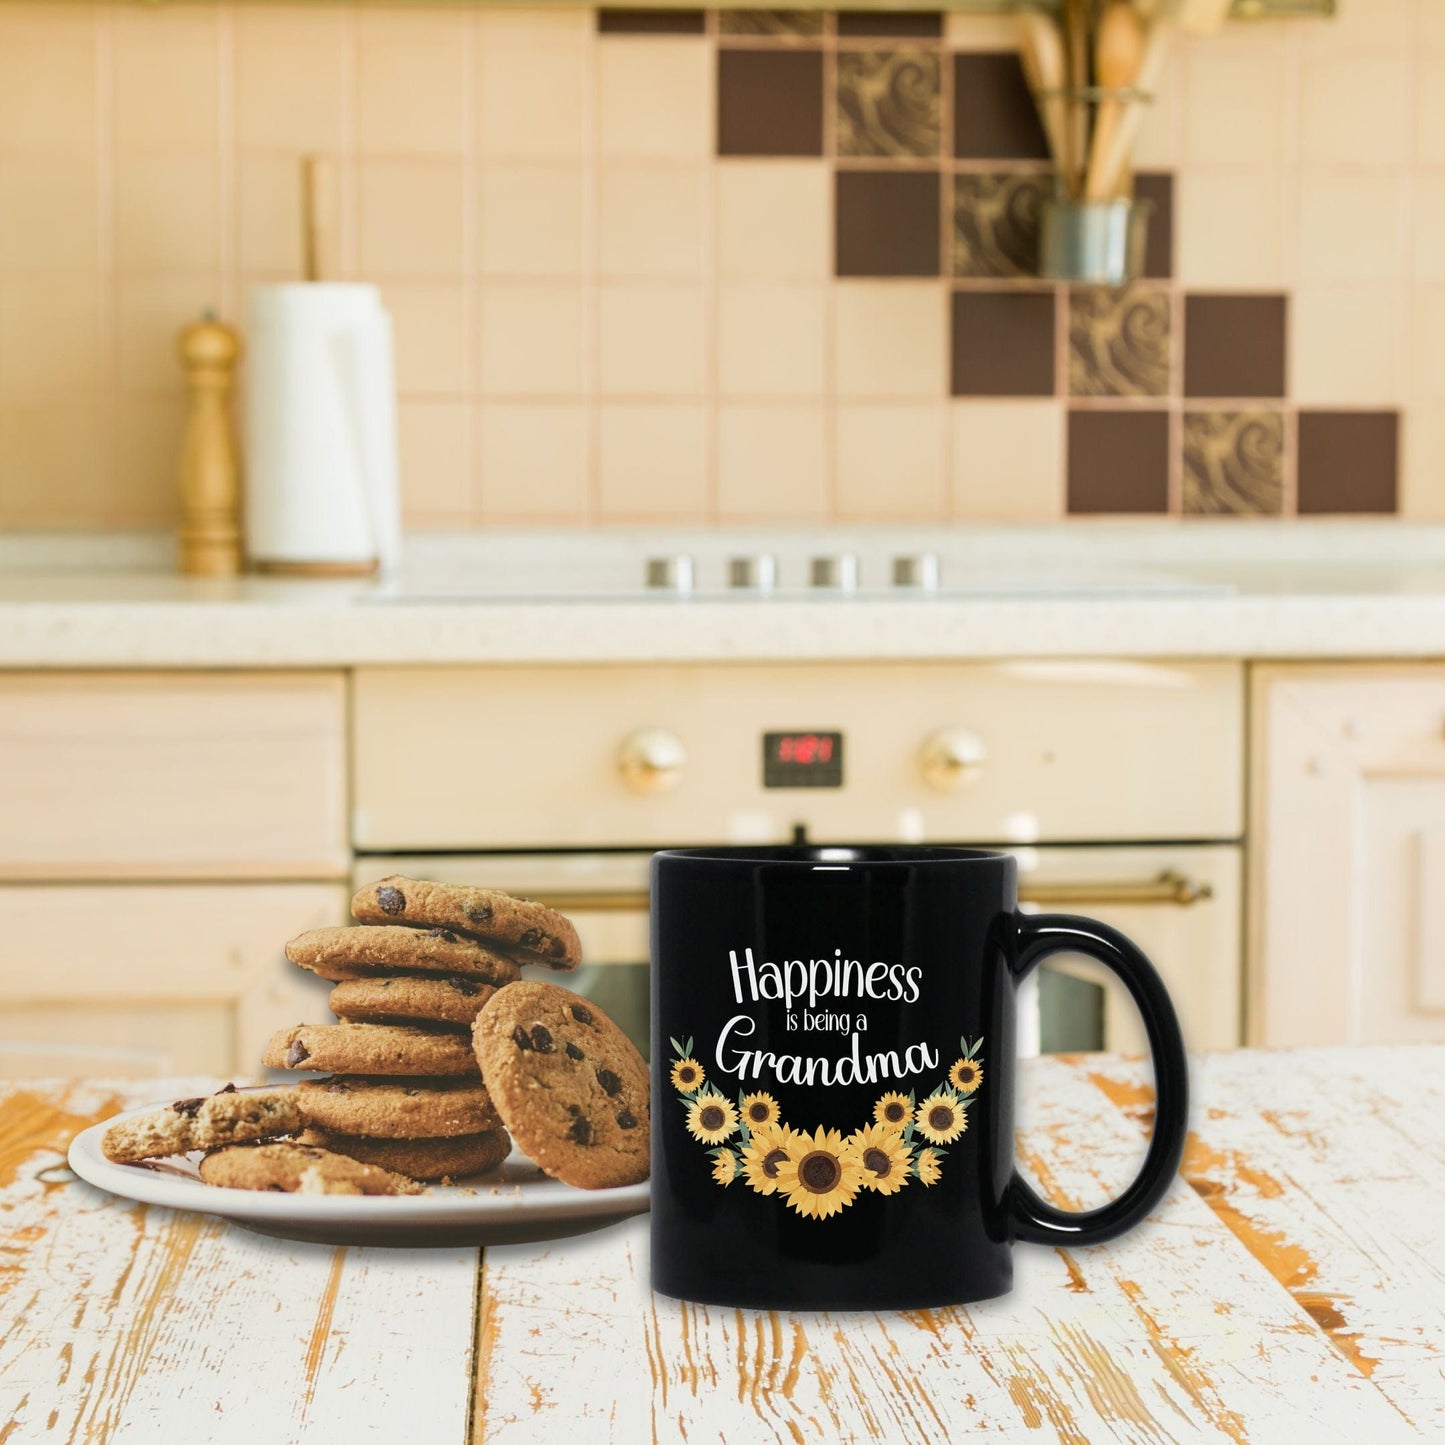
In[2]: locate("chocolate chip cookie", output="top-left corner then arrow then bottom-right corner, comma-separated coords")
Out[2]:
263,1022 -> 480,1077
471,981 -> 649,1190
297,1127 -> 511,1182
198,1141 -> 421,1195
352,877 -> 581,970
294,1076 -> 500,1138
101,1084 -> 301,1164
285,925 -> 521,985
328,975 -> 498,1030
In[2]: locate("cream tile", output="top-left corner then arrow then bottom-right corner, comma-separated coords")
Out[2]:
0,276 -> 104,395
834,404 -> 946,520
1400,406 -> 1445,519
479,164 -> 585,277
598,284 -> 706,397
1419,54 -> 1445,166
0,159 -> 98,269
115,156 -> 220,272
0,400 -> 107,524
1412,289 -> 1445,401
948,400 -> 1064,521
477,7 -> 591,44
598,164 -> 706,279
717,161 -> 829,279
112,394 -> 185,525
112,9 -> 221,153
479,283 -> 585,396
1176,170 -> 1286,287
358,159 -> 465,278
834,281 -> 947,399
479,43 -> 587,158
1300,0 -> 1412,53
397,398 -> 473,524
0,17 -> 98,152
116,276 -> 222,393
356,10 -> 470,155
1298,172 -> 1408,285
383,283 -> 470,395
1183,52 -> 1287,166
716,405 -> 828,520
239,152 -> 338,276
1415,176 -> 1445,283
944,13 -> 1023,50
598,39 -> 711,159
234,7 -> 345,152
1291,287 -> 1406,406
717,282 -> 826,398
1131,46 -> 1181,171
597,404 -> 708,518
1300,54 -> 1410,167
479,403 -> 590,519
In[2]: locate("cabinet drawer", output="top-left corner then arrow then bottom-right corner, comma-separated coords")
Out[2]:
0,673 -> 349,878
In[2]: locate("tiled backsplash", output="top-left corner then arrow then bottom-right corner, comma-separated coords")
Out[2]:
0,1 -> 1437,530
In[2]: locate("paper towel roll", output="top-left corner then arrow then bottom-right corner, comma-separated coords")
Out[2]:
244,283 -> 401,574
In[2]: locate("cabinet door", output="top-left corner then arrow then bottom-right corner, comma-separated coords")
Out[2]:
1251,665 -> 1445,1045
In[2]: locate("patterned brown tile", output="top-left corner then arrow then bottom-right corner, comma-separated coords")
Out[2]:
1134,173 -> 1173,281
836,169 -> 941,276
952,173 -> 1048,279
1297,410 -> 1399,514
1183,294 -> 1287,399
1067,410 -> 1170,513
718,10 -> 825,36
1182,411 -> 1284,515
598,10 -> 706,34
1069,287 -> 1171,398
837,11 -> 944,38
718,50 -> 824,157
836,50 -> 941,159
953,53 -> 1050,161
951,289 -> 1056,396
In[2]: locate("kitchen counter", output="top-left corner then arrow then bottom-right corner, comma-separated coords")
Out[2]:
7,523 -> 1445,666
1,1045 -> 1438,1442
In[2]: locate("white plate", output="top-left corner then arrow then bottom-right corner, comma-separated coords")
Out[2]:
68,1096 -> 650,1248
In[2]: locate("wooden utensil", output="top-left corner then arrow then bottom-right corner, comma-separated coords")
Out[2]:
1085,1 -> 1147,201
1091,15 -> 1173,202
1061,0 -> 1091,198
1016,9 -> 1070,175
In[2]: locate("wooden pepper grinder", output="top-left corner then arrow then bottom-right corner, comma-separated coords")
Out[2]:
177,311 -> 243,577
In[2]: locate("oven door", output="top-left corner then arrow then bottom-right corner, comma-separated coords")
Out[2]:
355,844 -> 1239,1058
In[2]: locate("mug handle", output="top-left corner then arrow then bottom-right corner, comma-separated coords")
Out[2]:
1008,913 -> 1190,1246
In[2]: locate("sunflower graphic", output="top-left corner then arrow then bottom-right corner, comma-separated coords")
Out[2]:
846,1122 -> 913,1195
711,1149 -> 739,1185
916,1147 -> 942,1186
915,1090 -> 968,1145
775,1127 -> 864,1219
685,1090 -> 738,1145
670,1057 -> 705,1093
740,1092 -> 780,1131
740,1122 -> 800,1196
948,1057 -> 984,1094
873,1091 -> 912,1128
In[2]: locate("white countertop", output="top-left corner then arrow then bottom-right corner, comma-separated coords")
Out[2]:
7,522 -> 1445,667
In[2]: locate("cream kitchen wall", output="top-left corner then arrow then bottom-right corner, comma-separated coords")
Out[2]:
0,0 -> 1439,530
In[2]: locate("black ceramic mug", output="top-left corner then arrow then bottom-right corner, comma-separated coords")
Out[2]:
649,845 -> 1188,1310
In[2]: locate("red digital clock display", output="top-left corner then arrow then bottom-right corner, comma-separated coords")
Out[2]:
763,731 -> 844,788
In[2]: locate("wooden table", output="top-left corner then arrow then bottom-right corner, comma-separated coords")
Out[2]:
1,1046 -> 1440,1443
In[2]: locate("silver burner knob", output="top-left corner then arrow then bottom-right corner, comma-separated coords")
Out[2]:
893,552 -> 940,591
645,554 -> 694,596
810,553 -> 859,593
728,554 -> 777,593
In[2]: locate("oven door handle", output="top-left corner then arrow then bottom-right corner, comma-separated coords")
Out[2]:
524,869 -> 1212,915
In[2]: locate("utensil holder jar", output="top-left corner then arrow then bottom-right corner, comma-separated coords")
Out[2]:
1040,196 -> 1153,286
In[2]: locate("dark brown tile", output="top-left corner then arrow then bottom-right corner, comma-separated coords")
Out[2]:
951,289 -> 1056,396
718,10 -> 824,36
1067,410 -> 1170,513
836,49 -> 941,159
1069,287 -> 1171,398
836,169 -> 941,276
1182,411 -> 1284,516
837,11 -> 944,38
1297,411 -> 1399,514
1183,293 -> 1287,399
1134,172 -> 1173,281
952,172 -> 1047,279
953,53 -> 1050,161
718,50 -> 824,156
598,10 -> 706,34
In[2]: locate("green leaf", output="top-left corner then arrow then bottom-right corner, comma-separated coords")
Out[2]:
736,1089 -> 751,1145
669,1036 -> 685,1058
967,1036 -> 983,1059
685,1037 -> 694,1057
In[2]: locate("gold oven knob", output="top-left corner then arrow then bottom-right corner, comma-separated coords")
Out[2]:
919,727 -> 988,792
618,728 -> 686,794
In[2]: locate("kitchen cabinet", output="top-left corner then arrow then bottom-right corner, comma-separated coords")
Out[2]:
1250,664 -> 1445,1046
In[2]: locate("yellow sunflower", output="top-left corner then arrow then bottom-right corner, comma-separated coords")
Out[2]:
916,1147 -> 942,1186
711,1149 -> 738,1186
740,1092 -> 780,1131
685,1090 -> 738,1145
774,1127 -> 864,1220
915,1090 -> 968,1145
846,1122 -> 913,1196
740,1122 -> 800,1196
873,1091 -> 912,1129
948,1057 -> 984,1094
670,1057 -> 705,1093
